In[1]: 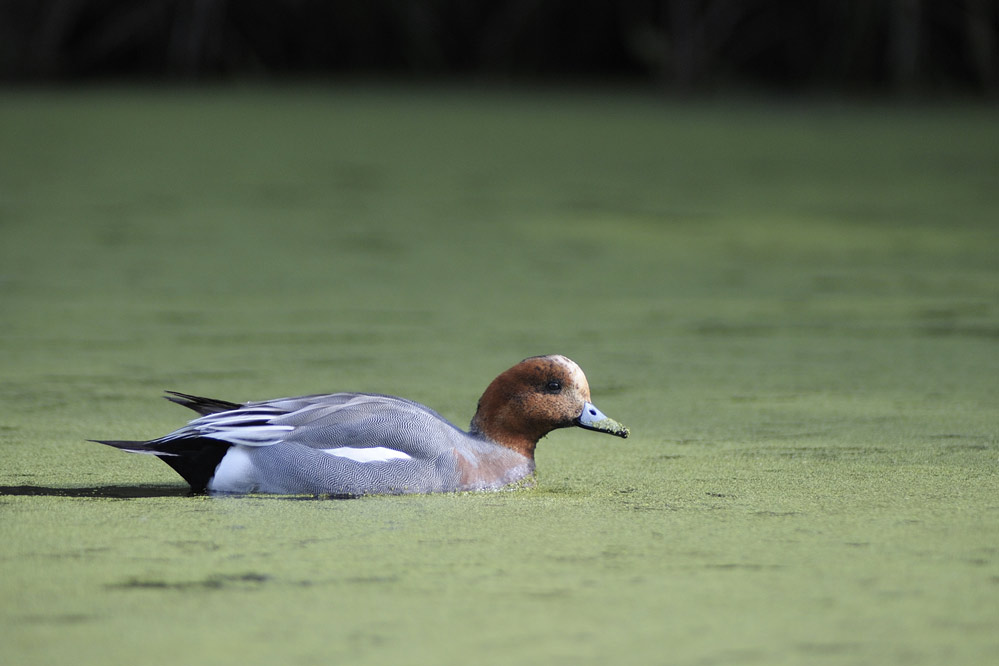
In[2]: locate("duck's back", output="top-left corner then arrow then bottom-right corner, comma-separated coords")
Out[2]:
175,393 -> 533,495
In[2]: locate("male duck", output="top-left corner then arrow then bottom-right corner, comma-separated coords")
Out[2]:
95,355 -> 629,496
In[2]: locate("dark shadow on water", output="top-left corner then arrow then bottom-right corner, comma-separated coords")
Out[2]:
0,484 -> 360,500
108,572 -> 272,591
0,484 -> 191,498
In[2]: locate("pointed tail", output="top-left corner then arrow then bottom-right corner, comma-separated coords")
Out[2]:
91,437 -> 231,493
164,391 -> 243,416
90,439 -> 178,456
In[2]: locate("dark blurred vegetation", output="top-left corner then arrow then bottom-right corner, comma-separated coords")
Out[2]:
1,0 -> 997,94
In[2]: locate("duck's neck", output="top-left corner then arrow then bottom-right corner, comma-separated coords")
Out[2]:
469,412 -> 540,460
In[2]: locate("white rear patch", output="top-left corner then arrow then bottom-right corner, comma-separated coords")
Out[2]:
208,446 -> 257,492
322,447 -> 413,463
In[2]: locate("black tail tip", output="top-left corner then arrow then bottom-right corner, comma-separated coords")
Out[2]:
164,391 -> 242,416
90,439 -> 155,452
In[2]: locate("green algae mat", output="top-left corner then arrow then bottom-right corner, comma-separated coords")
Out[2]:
2,87 -> 997,665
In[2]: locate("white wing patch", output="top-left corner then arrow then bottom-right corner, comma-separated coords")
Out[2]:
322,447 -> 413,463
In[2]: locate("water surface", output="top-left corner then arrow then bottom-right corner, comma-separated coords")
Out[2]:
1,88 -> 997,665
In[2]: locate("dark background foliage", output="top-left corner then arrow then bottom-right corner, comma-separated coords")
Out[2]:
2,0 -> 998,94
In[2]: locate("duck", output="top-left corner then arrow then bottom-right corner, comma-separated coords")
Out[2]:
94,355 -> 629,496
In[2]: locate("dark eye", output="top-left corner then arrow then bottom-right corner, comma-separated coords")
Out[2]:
545,380 -> 562,393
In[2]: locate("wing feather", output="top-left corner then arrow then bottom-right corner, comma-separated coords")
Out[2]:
166,392 -> 466,459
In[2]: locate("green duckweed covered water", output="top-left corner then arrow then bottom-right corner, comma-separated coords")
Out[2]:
1,87 -> 997,665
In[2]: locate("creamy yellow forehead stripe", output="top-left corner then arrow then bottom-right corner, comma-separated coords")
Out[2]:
548,354 -> 589,394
